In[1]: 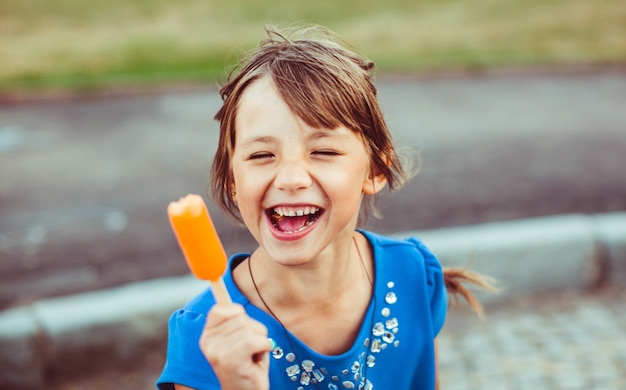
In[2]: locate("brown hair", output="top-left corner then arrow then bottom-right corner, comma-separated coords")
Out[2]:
211,25 -> 407,223
210,25 -> 498,316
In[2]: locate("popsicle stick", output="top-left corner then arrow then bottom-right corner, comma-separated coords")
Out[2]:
210,277 -> 232,304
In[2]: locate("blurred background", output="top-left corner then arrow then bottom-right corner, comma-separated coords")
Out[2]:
1,0 -> 625,95
1,0 -> 626,389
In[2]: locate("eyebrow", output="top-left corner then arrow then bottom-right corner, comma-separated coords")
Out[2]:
308,128 -> 352,141
237,135 -> 276,148
237,128 -> 352,148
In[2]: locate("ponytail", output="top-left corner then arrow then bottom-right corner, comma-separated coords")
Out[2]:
443,268 -> 499,319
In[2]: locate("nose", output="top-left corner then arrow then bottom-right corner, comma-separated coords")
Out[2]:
273,157 -> 312,192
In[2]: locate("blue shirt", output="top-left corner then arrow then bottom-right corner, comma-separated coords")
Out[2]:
157,230 -> 447,389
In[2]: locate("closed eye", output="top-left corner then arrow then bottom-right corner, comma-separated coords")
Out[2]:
248,152 -> 274,160
312,150 -> 341,156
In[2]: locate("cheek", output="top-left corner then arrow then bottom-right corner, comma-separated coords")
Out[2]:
323,163 -> 369,199
230,160 -> 248,189
232,165 -> 266,208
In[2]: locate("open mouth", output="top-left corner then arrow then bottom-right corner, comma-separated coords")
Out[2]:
268,206 -> 323,234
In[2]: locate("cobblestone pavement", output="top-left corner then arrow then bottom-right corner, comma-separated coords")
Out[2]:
439,284 -> 626,390
49,284 -> 626,390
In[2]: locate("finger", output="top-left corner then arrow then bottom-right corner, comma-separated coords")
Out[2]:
253,338 -> 276,364
204,302 -> 246,329
201,306 -> 270,360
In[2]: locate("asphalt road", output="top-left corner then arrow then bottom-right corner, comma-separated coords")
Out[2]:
2,67 -> 626,309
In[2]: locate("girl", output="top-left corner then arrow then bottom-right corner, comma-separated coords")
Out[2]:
157,25 -> 493,390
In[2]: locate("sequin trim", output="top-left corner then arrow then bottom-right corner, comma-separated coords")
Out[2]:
271,280 -> 399,389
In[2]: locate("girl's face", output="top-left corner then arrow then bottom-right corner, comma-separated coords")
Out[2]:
231,76 -> 386,265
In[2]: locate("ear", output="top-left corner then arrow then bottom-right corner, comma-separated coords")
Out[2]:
362,169 -> 387,195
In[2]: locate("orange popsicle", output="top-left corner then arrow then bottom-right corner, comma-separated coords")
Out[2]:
167,194 -> 231,303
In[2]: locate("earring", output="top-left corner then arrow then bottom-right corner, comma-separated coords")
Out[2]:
231,190 -> 236,197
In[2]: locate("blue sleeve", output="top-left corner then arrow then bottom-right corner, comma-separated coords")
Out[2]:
156,309 -> 221,390
408,238 -> 448,337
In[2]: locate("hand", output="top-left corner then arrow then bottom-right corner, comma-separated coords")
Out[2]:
200,303 -> 272,390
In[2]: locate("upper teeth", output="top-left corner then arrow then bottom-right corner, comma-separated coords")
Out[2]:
274,206 -> 319,217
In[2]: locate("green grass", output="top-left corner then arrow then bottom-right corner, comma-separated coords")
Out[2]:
1,0 -> 625,95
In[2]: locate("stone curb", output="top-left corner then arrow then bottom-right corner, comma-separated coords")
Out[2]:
1,213 -> 625,388
0,277 -> 207,388
395,212 -> 626,303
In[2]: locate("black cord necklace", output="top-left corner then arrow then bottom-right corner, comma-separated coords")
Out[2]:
248,235 -> 376,389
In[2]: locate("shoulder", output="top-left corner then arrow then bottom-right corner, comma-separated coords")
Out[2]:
158,292 -> 220,388
362,229 -> 444,297
168,252 -> 253,333
179,252 -> 251,311
361,230 -> 448,335
360,229 -> 438,266
158,254 -> 253,389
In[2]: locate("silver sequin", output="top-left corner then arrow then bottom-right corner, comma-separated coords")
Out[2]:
385,318 -> 398,329
385,292 -> 397,304
272,346 -> 284,359
286,364 -> 301,377
300,372 -> 311,386
302,360 -> 315,372
372,322 -> 384,336
371,339 -> 381,353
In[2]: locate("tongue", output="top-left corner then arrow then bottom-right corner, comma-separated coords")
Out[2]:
276,215 -> 310,232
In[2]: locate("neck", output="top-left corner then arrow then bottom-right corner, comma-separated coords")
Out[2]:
248,233 -> 372,310
240,232 -> 375,355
